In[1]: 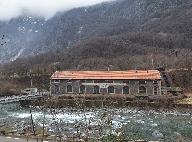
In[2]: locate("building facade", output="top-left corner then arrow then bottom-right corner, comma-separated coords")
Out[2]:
50,70 -> 162,96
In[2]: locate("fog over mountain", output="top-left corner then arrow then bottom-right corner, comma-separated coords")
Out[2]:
0,0 -> 113,63
0,0 -> 111,21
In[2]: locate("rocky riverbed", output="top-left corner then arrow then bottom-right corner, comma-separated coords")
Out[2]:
0,103 -> 192,141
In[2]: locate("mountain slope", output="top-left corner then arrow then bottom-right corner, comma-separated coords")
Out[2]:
24,0 -> 192,53
0,0 -> 192,64
0,16 -> 46,62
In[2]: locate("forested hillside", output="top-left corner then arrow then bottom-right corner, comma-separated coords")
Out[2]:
0,0 -> 192,89
1,0 -> 192,62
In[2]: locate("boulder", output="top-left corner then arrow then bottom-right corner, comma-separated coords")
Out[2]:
152,130 -> 164,139
173,132 -> 184,142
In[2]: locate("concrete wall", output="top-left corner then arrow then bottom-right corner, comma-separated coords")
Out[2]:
50,79 -> 162,96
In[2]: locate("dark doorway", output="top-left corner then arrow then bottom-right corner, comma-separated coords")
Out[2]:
108,86 -> 115,94
139,86 -> 147,94
93,86 -> 100,94
55,85 -> 59,94
80,85 -> 86,94
123,86 -> 129,94
67,85 -> 73,93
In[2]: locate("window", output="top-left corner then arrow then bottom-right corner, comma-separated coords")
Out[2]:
123,80 -> 130,84
94,80 -> 101,83
123,86 -> 129,94
139,81 -> 146,84
94,80 -> 113,83
80,80 -> 86,83
86,80 -> 93,83
55,85 -> 60,94
53,80 -> 60,83
108,86 -> 115,94
106,80 -> 114,83
153,81 -> 158,84
79,85 -> 86,94
93,86 -> 100,94
67,85 -> 73,93
139,86 -> 147,94
114,80 -> 122,83
67,80 -> 72,83
154,86 -> 158,95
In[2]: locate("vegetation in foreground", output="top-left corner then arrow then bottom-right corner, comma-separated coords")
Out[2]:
1,99 -> 192,142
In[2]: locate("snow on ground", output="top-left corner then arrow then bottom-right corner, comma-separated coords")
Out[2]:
77,26 -> 84,34
66,41 -> 71,48
10,48 -> 25,62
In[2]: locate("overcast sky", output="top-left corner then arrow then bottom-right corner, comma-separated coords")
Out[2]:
0,0 -> 111,21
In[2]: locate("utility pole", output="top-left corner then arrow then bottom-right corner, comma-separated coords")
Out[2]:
30,109 -> 36,136
42,112 -> 45,142
77,65 -> 81,71
31,77 -> 33,87
29,69 -> 33,87
151,54 -> 154,69
107,65 -> 113,71
42,106 -> 46,142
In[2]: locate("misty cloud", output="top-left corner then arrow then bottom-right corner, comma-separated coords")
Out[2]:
0,0 -> 111,21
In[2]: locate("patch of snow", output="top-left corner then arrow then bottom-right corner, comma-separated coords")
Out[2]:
28,29 -> 33,32
152,130 -> 164,139
151,123 -> 158,127
35,30 -> 39,33
135,119 -> 145,124
77,26 -> 84,34
159,32 -> 168,37
66,41 -> 71,49
17,26 -> 26,32
10,48 -> 24,62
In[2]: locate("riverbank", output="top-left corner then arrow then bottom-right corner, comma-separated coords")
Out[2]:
0,136 -> 160,142
29,93 -> 191,109
0,75 -> 49,97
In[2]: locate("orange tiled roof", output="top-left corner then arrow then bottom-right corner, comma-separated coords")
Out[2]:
51,70 -> 161,80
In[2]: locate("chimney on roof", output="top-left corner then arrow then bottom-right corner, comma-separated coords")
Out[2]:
107,65 -> 113,71
147,70 -> 149,73
77,65 -> 81,71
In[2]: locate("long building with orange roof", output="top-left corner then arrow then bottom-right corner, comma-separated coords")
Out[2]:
50,70 -> 162,96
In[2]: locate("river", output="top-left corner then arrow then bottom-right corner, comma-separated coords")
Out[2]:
0,103 -> 192,141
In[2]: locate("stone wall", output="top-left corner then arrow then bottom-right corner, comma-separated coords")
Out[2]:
50,79 -> 162,96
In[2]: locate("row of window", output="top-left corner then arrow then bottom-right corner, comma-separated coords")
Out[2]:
66,85 -> 130,94
65,85 -> 159,95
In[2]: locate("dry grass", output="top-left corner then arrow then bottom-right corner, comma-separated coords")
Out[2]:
185,93 -> 192,98
0,80 -> 20,96
176,97 -> 192,105
175,92 -> 192,104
